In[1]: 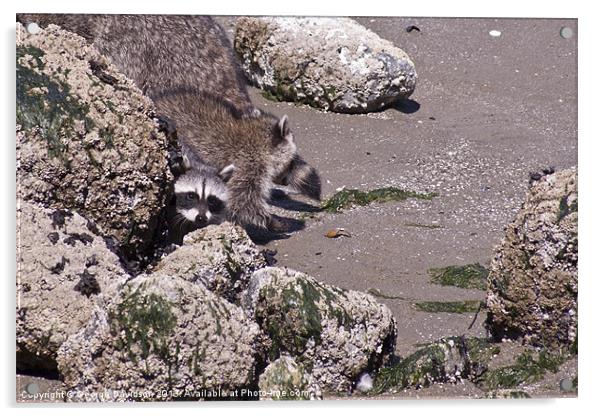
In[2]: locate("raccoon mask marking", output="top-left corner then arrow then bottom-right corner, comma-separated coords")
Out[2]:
168,164 -> 234,242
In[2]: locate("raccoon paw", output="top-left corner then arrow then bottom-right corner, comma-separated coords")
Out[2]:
267,214 -> 289,233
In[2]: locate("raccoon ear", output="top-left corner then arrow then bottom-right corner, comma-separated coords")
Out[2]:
218,164 -> 235,183
277,115 -> 293,142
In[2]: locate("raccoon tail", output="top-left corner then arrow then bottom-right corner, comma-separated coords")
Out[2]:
285,155 -> 322,200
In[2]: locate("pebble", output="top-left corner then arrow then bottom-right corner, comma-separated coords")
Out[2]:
26,22 -> 41,35
356,373 -> 374,392
489,30 -> 502,37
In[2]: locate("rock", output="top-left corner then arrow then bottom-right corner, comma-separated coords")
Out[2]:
372,337 -> 500,394
355,373 -> 374,393
486,167 -> 577,349
56,273 -> 262,402
258,355 -> 322,400
477,348 -> 571,392
16,201 -> 126,372
234,17 -> 416,113
16,23 -> 175,264
152,223 -> 267,303
242,267 -> 397,392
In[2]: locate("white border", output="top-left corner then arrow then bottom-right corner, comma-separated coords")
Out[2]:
3,1 -> 600,415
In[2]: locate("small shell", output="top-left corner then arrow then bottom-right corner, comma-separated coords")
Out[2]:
325,228 -> 351,238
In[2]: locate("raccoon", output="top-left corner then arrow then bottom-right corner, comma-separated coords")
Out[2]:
16,14 -> 255,112
154,89 -> 321,230
18,14 -> 322,230
166,162 -> 234,244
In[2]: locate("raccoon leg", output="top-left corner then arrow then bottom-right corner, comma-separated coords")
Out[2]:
227,166 -> 273,229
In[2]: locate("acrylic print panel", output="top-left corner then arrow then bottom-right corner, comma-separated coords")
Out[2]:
16,14 -> 577,402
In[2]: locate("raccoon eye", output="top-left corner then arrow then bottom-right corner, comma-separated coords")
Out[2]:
186,192 -> 198,201
207,195 -> 224,212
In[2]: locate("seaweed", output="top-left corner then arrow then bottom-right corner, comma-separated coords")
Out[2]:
261,279 -> 324,360
428,263 -> 489,290
403,222 -> 442,229
110,286 -> 177,366
321,187 -> 437,213
259,277 -> 354,362
557,194 -> 578,222
17,45 -> 93,164
413,300 -> 482,314
477,349 -> 569,391
372,336 -> 499,394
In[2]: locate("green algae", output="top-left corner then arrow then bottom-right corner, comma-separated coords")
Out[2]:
414,300 -> 482,314
259,277 -> 353,361
367,288 -> 410,301
428,263 -> 489,290
403,222 -> 442,229
321,187 -> 437,213
557,194 -> 578,222
110,286 -> 177,365
478,349 -> 569,391
16,45 -> 94,164
372,337 -> 500,394
261,279 -> 324,360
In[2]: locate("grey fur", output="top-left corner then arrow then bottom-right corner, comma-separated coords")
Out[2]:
17,14 -> 254,112
155,90 -> 301,229
17,14 -> 322,230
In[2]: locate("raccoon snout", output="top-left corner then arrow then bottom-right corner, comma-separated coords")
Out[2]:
195,214 -> 208,226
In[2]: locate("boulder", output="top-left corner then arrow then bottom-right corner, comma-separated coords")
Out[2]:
16,201 -> 126,372
57,273 -> 262,402
258,355 -> 322,400
372,337 -> 500,394
486,168 -> 578,349
152,223 -> 267,303
242,267 -> 397,392
234,17 -> 416,113
16,23 -> 175,264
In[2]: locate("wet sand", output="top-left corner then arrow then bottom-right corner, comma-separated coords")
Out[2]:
16,16 -> 578,401
225,16 -> 577,398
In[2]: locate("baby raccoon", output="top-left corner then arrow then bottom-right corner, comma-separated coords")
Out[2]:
167,162 -> 234,244
154,90 -> 321,231
17,14 -> 255,113
18,14 -> 322,231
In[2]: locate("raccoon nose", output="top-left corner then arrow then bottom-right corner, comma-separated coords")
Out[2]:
195,214 -> 207,226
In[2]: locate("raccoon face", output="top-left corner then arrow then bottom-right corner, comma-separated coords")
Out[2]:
271,115 -> 322,200
171,165 -> 234,231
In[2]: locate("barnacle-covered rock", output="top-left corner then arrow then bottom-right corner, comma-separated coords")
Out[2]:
258,355 -> 322,400
17,23 -> 175,263
152,223 -> 267,303
57,273 -> 262,402
486,167 -> 577,349
242,267 -> 397,392
234,17 -> 416,113
16,201 -> 126,372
